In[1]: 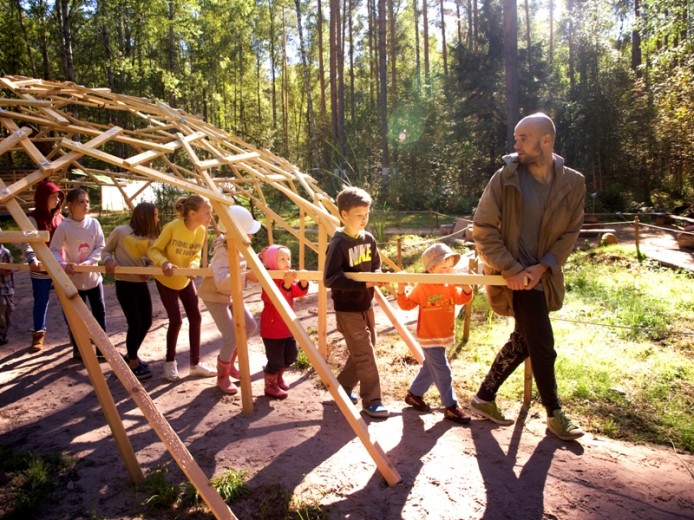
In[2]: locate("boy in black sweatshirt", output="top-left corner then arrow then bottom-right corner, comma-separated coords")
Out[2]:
324,187 -> 389,418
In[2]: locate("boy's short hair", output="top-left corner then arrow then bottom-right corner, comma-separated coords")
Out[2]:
336,186 -> 372,214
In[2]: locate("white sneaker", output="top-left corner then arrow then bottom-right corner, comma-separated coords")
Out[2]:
164,360 -> 180,381
190,362 -> 217,378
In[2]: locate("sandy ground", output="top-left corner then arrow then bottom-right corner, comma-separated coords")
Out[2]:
1,235 -> 693,519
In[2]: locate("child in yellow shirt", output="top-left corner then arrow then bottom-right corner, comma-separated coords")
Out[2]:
149,194 -> 213,381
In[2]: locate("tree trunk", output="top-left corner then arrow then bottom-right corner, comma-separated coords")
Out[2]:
348,0 -> 355,125
414,0 -> 421,88
455,0 -> 463,45
281,7 -> 290,156
318,0 -> 327,123
295,0 -> 319,170
523,0 -> 531,69
472,0 -> 478,50
269,0 -> 278,133
378,0 -> 389,179
167,0 -> 176,107
548,0 -> 554,64
631,0 -> 641,77
388,0 -> 397,106
15,0 -> 37,77
422,0 -> 430,87
439,0 -> 447,75
337,0 -> 346,161
56,0 -> 76,81
567,0 -> 575,89
368,0 -> 377,108
503,0 -> 519,151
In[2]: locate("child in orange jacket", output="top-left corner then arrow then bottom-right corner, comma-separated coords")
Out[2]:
396,243 -> 473,424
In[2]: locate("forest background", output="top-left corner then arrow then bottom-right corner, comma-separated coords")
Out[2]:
0,0 -> 691,214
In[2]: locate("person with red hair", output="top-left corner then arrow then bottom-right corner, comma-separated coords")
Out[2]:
22,179 -> 65,350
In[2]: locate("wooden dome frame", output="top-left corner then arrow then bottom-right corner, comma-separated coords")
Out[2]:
0,76 -> 506,519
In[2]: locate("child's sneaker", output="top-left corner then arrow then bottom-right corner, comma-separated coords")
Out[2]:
404,391 -> 431,412
344,389 -> 358,405
132,363 -> 152,381
469,396 -> 514,425
547,409 -> 584,441
444,405 -> 471,425
363,403 -> 390,418
124,354 -> 149,369
164,360 -> 180,381
190,362 -> 217,378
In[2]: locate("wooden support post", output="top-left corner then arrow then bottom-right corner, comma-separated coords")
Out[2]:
223,213 -> 400,485
228,235 -> 253,415
396,238 -> 402,270
523,359 -> 533,410
374,288 -> 424,363
462,256 -> 478,342
317,223 -> 328,358
55,289 -> 144,485
299,209 -> 305,270
634,216 -> 642,262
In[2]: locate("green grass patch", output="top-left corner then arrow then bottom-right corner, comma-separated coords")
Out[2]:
394,243 -> 694,452
0,445 -> 76,519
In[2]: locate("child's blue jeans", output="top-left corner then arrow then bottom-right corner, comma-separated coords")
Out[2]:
410,346 -> 458,408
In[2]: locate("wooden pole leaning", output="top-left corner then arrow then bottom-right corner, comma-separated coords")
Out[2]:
219,209 -> 401,486
213,202 -> 254,415
317,222 -> 328,358
55,289 -> 237,520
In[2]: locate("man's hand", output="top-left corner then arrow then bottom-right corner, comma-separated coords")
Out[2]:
506,264 -> 547,290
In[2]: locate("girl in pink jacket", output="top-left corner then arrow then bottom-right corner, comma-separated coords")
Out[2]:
259,244 -> 309,399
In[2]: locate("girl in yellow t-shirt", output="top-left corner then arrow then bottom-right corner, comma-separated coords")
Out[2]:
148,194 -> 213,382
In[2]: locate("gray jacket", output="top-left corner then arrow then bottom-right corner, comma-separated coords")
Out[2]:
473,153 -> 585,316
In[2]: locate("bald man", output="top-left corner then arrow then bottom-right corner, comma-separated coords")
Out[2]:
470,113 -> 586,441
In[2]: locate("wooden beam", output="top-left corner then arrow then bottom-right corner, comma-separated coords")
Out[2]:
55,289 -> 144,485
0,230 -> 50,243
0,125 -> 33,155
219,208 -> 401,486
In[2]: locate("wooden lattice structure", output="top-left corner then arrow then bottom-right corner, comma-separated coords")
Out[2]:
0,76 -> 508,519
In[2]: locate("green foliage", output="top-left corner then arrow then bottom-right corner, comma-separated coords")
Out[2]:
210,469 -> 251,502
462,245 -> 694,451
140,467 -> 180,509
0,446 -> 76,519
254,482 -> 330,520
0,0 -> 691,211
295,348 -> 312,370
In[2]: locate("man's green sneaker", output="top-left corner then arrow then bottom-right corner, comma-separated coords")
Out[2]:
469,397 -> 514,426
547,409 -> 584,441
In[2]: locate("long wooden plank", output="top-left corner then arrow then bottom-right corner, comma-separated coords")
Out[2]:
0,77 -> 70,125
217,205 -> 401,486
374,288 -> 424,363
55,289 -> 144,485
56,284 -> 236,520
0,230 -> 49,243
0,183 -> 77,299
0,126 -> 32,155
0,116 -> 51,168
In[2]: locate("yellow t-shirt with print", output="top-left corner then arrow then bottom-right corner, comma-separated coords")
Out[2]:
148,219 -> 206,290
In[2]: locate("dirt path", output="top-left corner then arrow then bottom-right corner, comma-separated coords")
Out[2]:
1,253 -> 693,519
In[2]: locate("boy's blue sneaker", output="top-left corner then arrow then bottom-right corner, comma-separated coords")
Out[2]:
348,391 -> 358,405
132,363 -> 153,381
363,403 -> 390,418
